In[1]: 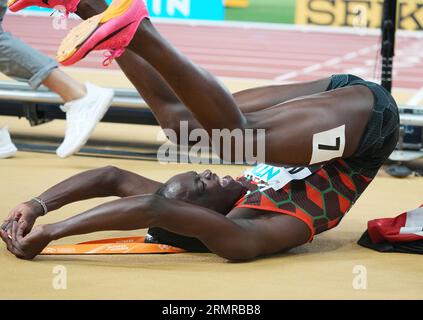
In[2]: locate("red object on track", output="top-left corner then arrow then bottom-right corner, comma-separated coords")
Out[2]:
368,204 -> 423,244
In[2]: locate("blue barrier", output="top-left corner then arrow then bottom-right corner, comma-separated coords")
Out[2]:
14,0 -> 225,20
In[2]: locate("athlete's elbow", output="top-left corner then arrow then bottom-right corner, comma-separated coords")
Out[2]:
213,241 -> 261,261
219,248 -> 259,262
101,165 -> 122,178
136,194 -> 167,222
93,166 -> 123,193
100,166 -> 140,197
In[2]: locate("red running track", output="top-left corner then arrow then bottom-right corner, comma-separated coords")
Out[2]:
3,14 -> 423,89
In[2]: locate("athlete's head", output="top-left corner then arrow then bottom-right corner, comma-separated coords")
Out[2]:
156,170 -> 244,213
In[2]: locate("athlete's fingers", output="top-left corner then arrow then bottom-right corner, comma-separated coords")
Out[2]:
6,221 -> 13,239
1,220 -> 12,232
0,229 -> 13,252
11,228 -> 31,259
12,221 -> 18,241
1,209 -> 21,230
1,219 -> 11,231
10,237 -> 25,259
16,221 -> 26,241
0,229 -> 8,244
4,212 -> 20,236
1,211 -> 16,230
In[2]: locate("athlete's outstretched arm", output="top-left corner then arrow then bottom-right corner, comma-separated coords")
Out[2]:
32,166 -> 162,210
0,195 -> 309,261
1,166 -> 162,237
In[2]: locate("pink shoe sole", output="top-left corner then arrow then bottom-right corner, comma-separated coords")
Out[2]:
8,0 -> 79,14
57,0 -> 148,66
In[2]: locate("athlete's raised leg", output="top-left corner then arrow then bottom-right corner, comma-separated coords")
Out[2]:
232,78 -> 331,113
74,0 -> 333,131
116,50 -> 202,132
73,1 -> 201,132
126,19 -> 373,164
57,6 -> 246,132
246,85 -> 373,165
128,19 -> 246,132
61,0 -> 374,165
116,48 -> 332,133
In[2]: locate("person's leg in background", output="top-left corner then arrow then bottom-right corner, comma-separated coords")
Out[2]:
0,0 -> 114,158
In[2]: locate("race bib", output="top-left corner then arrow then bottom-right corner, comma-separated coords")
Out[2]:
243,163 -> 316,191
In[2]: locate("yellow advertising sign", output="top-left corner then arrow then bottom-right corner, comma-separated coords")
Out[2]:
295,0 -> 423,31
225,0 -> 250,8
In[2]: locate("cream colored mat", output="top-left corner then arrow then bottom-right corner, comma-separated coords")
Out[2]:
0,147 -> 422,299
0,74 -> 422,299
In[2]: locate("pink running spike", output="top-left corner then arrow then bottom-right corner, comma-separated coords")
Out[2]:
57,0 -> 148,66
8,0 -> 80,15
102,48 -> 125,66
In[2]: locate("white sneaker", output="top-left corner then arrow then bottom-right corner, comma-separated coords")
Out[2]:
56,82 -> 114,158
0,126 -> 18,159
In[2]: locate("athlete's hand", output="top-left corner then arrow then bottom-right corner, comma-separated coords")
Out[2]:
1,201 -> 44,238
0,222 -> 51,260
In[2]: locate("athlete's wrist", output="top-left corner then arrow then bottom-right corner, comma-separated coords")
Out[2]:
26,199 -> 47,218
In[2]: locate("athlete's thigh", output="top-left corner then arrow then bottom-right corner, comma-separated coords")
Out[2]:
233,77 -> 331,113
248,85 -> 374,165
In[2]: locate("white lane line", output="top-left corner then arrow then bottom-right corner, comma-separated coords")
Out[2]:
358,47 -> 372,55
274,43 -> 379,82
325,57 -> 342,66
344,52 -> 359,60
275,71 -> 300,82
302,64 -> 323,73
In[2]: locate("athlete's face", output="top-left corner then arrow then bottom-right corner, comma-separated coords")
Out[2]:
160,170 -> 244,213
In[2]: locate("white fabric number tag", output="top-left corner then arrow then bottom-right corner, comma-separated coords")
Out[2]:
244,163 -> 314,191
310,125 -> 346,165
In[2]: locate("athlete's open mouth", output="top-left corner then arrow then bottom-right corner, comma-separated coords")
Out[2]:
219,176 -> 233,188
